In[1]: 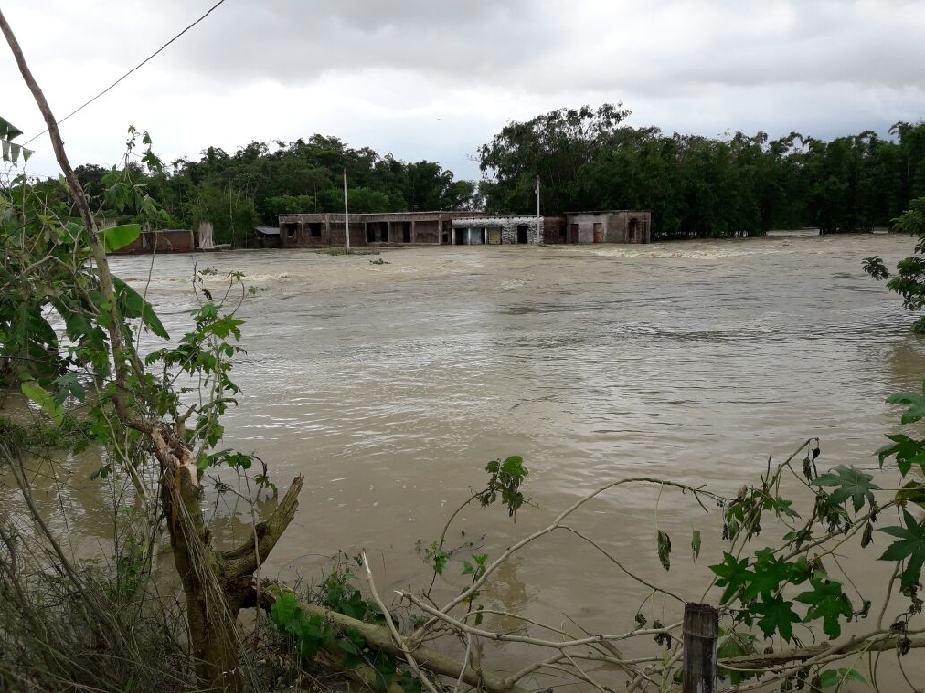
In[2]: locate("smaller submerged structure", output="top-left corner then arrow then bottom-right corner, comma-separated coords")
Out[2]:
564,210 -> 651,244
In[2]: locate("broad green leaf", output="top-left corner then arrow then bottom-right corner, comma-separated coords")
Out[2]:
887,385 -> 925,424
818,668 -> 867,689
742,549 -> 796,601
751,593 -> 801,642
794,578 -> 853,638
896,481 -> 925,510
716,631 -> 758,685
101,223 -> 140,252
270,592 -> 301,628
0,116 -> 23,140
813,465 -> 878,512
878,508 -> 925,593
112,277 -> 169,339
876,434 -> 925,477
52,372 -> 86,405
710,552 -> 751,604
21,380 -> 64,425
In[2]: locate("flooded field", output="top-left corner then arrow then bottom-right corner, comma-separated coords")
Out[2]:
72,234 -> 925,685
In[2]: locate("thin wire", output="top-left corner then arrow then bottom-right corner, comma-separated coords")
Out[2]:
23,0 -> 229,146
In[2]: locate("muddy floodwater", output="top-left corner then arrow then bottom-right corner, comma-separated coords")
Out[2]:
107,235 -> 924,685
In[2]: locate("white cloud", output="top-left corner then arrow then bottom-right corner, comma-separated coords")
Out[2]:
2,0 -> 924,182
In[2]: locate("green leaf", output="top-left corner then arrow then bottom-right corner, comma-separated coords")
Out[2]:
21,380 -> 64,425
101,223 -> 140,252
742,549 -> 795,601
794,577 -> 853,638
813,465 -> 879,512
878,508 -> 925,593
818,668 -> 867,689
335,636 -> 360,655
751,593 -> 801,642
657,530 -> 671,571
0,116 -> 24,140
766,495 -> 800,519
887,384 -> 925,424
876,434 -> 925,477
896,481 -> 925,510
691,530 -> 701,562
716,631 -> 758,685
112,277 -> 169,339
270,591 -> 301,627
52,372 -> 86,405
710,552 -> 752,604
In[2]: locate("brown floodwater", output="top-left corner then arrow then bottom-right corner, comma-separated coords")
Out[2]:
35,235 -> 925,688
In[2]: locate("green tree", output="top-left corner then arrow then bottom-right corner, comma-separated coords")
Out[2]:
864,196 -> 925,331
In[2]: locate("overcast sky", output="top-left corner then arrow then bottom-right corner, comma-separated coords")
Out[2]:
2,0 -> 925,182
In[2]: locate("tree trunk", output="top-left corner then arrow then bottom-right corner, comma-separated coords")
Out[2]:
2,11 -> 304,689
160,441 -> 304,691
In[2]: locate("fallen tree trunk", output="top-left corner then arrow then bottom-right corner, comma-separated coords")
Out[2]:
253,584 -> 531,693
719,634 -> 925,671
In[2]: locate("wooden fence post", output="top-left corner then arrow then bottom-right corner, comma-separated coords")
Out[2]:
683,603 -> 718,693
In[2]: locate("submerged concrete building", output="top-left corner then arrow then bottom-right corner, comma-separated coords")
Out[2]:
276,209 -> 652,248
277,211 -> 481,248
449,216 -> 546,245
113,228 -> 196,254
564,210 -> 652,244
445,216 -> 567,244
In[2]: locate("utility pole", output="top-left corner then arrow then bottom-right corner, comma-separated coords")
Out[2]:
536,175 -> 541,244
343,167 -> 351,249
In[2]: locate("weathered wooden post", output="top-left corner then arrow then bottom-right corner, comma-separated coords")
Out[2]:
683,603 -> 718,693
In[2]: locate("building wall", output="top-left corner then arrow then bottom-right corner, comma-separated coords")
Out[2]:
567,213 -> 611,243
280,212 -> 471,246
621,211 -> 652,244
278,211 -> 646,247
116,229 -> 195,254
279,214 -> 367,247
565,211 -> 652,244
413,220 -> 440,243
542,216 -> 567,244
327,220 -> 366,247
451,216 -> 545,244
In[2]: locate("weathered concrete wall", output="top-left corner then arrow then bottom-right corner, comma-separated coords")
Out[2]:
622,211 -> 652,244
281,212 -> 475,246
279,214 -> 325,247
451,216 -> 545,244
413,220 -> 440,243
327,220 -> 366,246
279,214 -> 366,247
116,229 -> 195,254
564,211 -> 652,244
542,216 -> 567,244
567,213 -> 610,243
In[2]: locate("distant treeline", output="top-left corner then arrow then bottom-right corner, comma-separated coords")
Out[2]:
19,104 -> 925,244
67,135 -> 479,246
479,104 -> 925,239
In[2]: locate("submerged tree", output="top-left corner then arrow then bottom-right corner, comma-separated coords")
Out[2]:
864,196 -> 925,332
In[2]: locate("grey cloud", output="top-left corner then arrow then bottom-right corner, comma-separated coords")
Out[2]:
159,0 -> 551,84
5,0 -> 925,181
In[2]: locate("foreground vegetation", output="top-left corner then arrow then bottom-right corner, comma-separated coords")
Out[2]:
6,9 -> 925,691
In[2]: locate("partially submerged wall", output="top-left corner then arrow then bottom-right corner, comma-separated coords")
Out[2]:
115,229 -> 196,254
565,211 -> 652,244
451,216 -> 545,244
